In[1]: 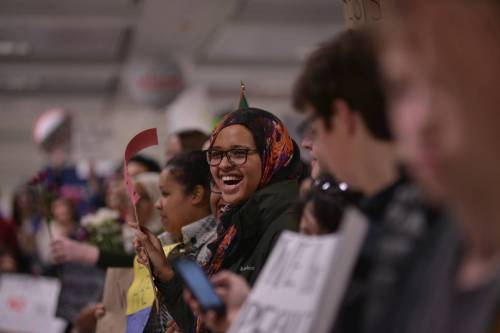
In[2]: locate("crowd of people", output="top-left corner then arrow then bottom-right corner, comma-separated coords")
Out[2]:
1,0 -> 500,332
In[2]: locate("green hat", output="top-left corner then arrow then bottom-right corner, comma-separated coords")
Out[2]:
238,81 -> 249,109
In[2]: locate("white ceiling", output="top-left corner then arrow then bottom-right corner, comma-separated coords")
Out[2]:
0,0 -> 345,102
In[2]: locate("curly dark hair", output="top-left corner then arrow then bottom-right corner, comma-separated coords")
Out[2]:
165,150 -> 210,198
176,129 -> 209,152
129,154 -> 161,173
293,29 -> 392,141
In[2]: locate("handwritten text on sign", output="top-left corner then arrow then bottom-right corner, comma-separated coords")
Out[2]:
229,233 -> 336,333
342,0 -> 384,27
0,274 -> 65,333
228,209 -> 368,333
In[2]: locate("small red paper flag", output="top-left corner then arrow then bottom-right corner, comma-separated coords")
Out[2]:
123,128 -> 158,205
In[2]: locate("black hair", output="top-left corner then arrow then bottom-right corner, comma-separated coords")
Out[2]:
129,154 -> 161,173
293,29 -> 392,141
175,129 -> 209,152
297,174 -> 362,233
165,150 -> 210,198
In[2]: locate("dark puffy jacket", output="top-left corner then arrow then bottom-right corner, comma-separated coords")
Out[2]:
158,179 -> 299,332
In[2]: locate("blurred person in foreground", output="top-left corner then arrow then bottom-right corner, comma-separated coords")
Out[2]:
377,1 -> 500,332
292,29 -> 444,333
296,113 -> 323,196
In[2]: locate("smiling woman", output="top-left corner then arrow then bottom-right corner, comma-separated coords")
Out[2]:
207,125 -> 262,204
157,107 -> 302,333
204,107 -> 301,279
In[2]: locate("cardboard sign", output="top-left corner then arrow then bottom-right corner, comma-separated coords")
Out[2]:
342,0 -> 387,28
0,274 -> 66,333
228,208 -> 368,333
123,128 -> 158,205
95,268 -> 134,333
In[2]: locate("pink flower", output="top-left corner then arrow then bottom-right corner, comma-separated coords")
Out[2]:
28,171 -> 49,186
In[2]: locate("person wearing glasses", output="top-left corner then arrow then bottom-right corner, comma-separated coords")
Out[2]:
291,29 -> 444,333
378,2 -> 500,333
182,174 -> 361,333
139,107 -> 301,333
203,107 -> 301,282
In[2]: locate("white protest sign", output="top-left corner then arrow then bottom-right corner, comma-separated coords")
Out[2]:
228,208 -> 368,333
0,274 -> 66,333
342,0 -> 388,28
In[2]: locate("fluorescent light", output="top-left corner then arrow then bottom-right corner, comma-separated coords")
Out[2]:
0,41 -> 32,56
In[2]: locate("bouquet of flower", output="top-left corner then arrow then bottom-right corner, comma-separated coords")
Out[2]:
28,171 -> 57,238
80,208 -> 124,253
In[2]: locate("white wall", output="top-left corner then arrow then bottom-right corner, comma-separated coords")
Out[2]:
0,96 -> 167,214
0,83 -> 299,216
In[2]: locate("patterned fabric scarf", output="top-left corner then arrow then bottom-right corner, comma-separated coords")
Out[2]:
210,107 -> 295,188
196,108 -> 296,332
206,108 -> 295,276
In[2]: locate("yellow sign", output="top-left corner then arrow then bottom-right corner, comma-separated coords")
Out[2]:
126,244 -> 178,315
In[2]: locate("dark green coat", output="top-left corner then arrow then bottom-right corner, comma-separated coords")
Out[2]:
158,179 -> 299,332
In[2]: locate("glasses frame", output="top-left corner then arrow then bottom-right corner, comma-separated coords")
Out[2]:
205,148 -> 259,167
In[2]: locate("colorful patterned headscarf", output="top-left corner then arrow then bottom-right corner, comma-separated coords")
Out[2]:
209,107 -> 295,188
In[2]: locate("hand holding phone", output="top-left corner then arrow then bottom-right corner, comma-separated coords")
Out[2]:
172,258 -> 226,315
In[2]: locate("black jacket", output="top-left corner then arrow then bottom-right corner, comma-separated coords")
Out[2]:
158,179 -> 299,332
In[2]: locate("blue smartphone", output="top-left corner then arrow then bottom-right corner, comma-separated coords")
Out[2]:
172,258 -> 226,315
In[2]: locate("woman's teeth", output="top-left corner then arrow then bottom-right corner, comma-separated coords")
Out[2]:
222,175 -> 242,185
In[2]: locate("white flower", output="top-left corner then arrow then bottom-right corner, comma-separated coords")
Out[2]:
81,208 -> 119,227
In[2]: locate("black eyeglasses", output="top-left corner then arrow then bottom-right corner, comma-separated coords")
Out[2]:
206,148 -> 259,166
